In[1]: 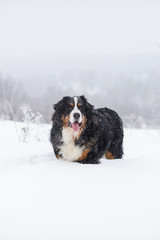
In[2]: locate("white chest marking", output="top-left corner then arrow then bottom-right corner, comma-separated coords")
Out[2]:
60,127 -> 83,162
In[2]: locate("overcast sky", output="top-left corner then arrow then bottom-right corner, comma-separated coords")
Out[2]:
0,0 -> 160,77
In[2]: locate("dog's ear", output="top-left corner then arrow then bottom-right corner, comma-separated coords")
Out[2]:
80,95 -> 87,102
80,95 -> 94,115
53,96 -> 69,113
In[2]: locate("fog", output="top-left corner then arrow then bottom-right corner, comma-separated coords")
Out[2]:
0,0 -> 160,128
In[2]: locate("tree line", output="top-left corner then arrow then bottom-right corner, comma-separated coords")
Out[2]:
0,71 -> 159,129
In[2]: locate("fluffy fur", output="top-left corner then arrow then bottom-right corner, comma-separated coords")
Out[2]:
50,95 -> 123,164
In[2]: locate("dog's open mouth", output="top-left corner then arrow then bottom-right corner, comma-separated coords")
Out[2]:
69,121 -> 82,131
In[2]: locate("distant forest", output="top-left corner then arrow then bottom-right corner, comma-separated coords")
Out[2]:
0,70 -> 160,129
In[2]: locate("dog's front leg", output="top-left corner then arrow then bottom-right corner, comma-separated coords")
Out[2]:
76,149 -> 100,164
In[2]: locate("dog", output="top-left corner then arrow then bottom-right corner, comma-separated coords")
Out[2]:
50,95 -> 123,164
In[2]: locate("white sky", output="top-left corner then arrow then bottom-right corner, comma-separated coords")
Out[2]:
0,0 -> 160,77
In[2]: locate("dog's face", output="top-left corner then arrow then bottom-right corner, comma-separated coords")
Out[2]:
54,95 -> 93,132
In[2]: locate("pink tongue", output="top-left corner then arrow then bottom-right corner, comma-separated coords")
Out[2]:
72,122 -> 79,131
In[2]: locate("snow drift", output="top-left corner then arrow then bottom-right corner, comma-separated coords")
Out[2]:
0,121 -> 160,240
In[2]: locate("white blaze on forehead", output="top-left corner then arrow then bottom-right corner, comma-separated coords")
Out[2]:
74,96 -> 78,110
70,96 -> 83,123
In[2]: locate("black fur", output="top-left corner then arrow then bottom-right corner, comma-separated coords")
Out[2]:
50,95 -> 123,164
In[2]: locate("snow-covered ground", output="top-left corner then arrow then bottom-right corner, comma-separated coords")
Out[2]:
0,121 -> 160,240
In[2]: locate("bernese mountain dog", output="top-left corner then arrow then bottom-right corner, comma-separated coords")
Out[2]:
50,95 -> 123,164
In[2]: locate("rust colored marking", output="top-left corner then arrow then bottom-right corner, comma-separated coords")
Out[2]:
77,103 -> 82,107
56,154 -> 61,159
62,114 -> 70,127
77,148 -> 90,161
69,103 -> 74,107
106,151 -> 114,159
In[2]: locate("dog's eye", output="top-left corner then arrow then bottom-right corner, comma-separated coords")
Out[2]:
69,103 -> 74,109
78,103 -> 83,110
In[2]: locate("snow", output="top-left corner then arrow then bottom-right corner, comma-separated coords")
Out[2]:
0,121 -> 160,240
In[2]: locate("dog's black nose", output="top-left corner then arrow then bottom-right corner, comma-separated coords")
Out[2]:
73,113 -> 80,119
